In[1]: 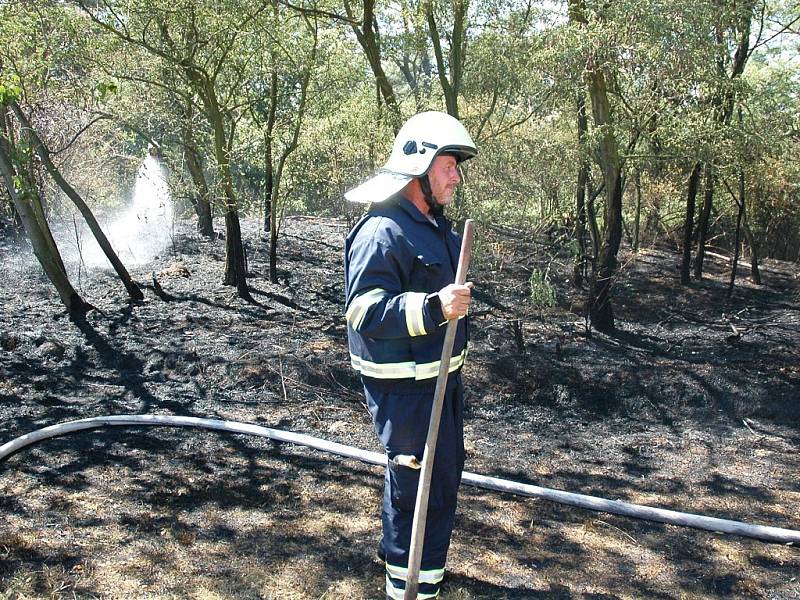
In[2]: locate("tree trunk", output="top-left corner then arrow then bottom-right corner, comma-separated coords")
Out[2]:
694,2 -> 753,280
268,156 -> 280,283
633,170 -> 642,253
269,207 -> 279,283
204,84 -> 250,299
11,102 -> 143,301
264,164 -> 273,236
586,71 -> 622,332
223,207 -> 249,298
266,26 -> 315,284
180,107 -> 214,237
0,112 -> 24,235
589,175 -> 623,333
728,171 -> 746,298
573,94 -> 589,288
569,0 -> 623,332
693,164 -> 715,280
681,162 -> 702,284
737,106 -> 760,285
742,209 -> 761,284
185,159 -> 214,237
344,0 -> 401,131
219,168 -> 249,298
586,181 -> 602,267
263,65 -> 278,235
8,198 -> 23,232
0,132 -> 90,314
427,0 -> 467,119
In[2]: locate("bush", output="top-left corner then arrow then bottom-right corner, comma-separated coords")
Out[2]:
528,268 -> 557,308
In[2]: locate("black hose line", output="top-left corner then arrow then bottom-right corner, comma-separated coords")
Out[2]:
1,414 -> 798,545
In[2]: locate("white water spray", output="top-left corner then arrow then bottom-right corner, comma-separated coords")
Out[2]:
79,151 -> 174,269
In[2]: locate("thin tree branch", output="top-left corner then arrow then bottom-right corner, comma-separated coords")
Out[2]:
477,89 -> 553,143
749,0 -> 767,55
212,1 -> 272,83
475,86 -> 499,140
750,12 -> 800,53
722,177 -> 743,208
51,115 -> 111,155
277,0 -> 358,25
75,1 -> 181,67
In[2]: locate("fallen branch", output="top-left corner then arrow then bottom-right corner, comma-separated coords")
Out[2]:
282,232 -> 342,251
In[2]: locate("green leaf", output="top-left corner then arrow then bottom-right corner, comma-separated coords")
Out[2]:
95,79 -> 119,101
0,79 -> 22,104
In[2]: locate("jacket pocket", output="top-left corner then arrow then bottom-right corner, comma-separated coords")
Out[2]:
410,255 -> 442,293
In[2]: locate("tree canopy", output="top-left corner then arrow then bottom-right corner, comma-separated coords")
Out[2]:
1,0 -> 798,323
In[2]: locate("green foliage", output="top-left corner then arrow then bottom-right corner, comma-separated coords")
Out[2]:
0,0 -> 796,265
528,268 -> 557,308
94,80 -> 118,102
0,75 -> 22,105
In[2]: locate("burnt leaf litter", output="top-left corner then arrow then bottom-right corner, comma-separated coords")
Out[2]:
1,216 -> 799,599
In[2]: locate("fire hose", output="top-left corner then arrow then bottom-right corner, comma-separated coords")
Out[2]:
1,414 -> 798,545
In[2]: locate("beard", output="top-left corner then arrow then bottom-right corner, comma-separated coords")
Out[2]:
424,192 -> 445,217
429,199 -> 444,217
420,175 -> 454,218
432,187 -> 456,216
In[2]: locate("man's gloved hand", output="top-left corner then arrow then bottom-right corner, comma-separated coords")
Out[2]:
438,282 -> 473,320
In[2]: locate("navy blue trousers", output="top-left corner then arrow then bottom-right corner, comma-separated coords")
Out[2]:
363,373 -> 465,599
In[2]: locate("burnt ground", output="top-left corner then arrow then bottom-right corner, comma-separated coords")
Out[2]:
0,216 -> 799,600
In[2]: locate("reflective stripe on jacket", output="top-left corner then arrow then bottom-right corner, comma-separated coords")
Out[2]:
344,195 -> 468,381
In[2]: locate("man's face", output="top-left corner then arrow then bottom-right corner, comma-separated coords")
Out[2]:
428,154 -> 461,206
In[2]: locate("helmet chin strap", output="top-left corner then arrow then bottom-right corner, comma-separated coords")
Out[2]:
419,175 -> 444,218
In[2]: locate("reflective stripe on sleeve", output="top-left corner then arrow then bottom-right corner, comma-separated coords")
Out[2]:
346,288 -> 388,331
404,292 -> 428,337
349,348 -> 468,380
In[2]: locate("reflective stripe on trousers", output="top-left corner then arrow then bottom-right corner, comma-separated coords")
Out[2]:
385,563 -> 444,599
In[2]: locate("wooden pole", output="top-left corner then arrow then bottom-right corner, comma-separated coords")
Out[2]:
404,220 -> 475,600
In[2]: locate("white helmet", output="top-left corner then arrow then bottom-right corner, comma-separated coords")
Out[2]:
345,111 -> 477,203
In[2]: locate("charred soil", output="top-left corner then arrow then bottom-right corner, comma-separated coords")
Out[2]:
1,217 -> 799,599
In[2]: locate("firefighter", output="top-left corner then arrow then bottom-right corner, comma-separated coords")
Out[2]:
344,111 -> 477,599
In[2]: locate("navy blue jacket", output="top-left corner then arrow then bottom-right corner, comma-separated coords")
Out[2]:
344,195 -> 469,381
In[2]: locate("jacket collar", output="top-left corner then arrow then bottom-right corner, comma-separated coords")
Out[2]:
396,195 -> 446,228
